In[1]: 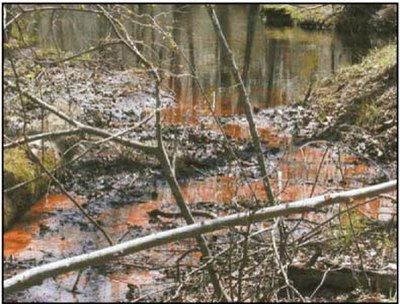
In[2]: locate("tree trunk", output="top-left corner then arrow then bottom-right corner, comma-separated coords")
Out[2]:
207,5 -> 275,205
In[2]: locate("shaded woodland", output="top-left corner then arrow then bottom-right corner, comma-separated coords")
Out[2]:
3,4 -> 398,302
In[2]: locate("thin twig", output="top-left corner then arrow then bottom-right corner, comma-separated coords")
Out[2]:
271,221 -> 305,302
309,267 -> 333,299
310,146 -> 330,198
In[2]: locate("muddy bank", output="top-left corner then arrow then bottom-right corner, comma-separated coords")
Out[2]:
260,4 -> 339,30
4,42 -> 396,233
4,57 -> 173,137
260,4 -> 397,33
257,43 -> 397,170
3,55 -> 258,231
3,56 -> 173,229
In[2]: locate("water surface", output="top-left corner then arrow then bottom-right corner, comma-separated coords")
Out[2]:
35,4 -> 377,119
5,4 -> 393,302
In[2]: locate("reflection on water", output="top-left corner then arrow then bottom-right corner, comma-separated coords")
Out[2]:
4,195 -> 83,258
35,5 -> 378,119
4,146 -> 392,259
6,4 -> 394,302
161,5 -> 374,120
4,147 -> 389,256
4,230 -> 32,257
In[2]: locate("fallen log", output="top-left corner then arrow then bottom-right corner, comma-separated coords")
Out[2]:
4,180 -> 397,295
288,264 -> 396,296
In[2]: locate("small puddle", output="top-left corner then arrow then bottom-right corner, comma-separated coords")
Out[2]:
4,195 -> 86,259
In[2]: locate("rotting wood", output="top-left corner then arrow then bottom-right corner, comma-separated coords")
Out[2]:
287,264 -> 396,296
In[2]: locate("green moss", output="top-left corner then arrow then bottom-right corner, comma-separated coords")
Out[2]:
260,5 -> 294,27
262,4 -> 293,12
4,147 -> 59,193
34,148 -> 60,191
261,4 -> 341,29
4,147 -> 60,230
4,148 -> 37,194
4,148 -> 37,230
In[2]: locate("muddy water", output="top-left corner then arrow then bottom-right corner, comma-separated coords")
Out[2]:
4,145 -> 395,302
35,5 -> 377,120
5,4 -> 393,302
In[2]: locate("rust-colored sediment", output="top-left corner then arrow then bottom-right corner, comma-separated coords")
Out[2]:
4,194 -> 83,257
4,230 -> 33,257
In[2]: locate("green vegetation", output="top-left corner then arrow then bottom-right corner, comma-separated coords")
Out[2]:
327,43 -> 395,128
4,148 -> 37,194
260,4 -> 340,29
338,209 -> 369,247
360,43 -> 396,72
4,148 -> 38,230
296,42 -> 397,162
4,147 -> 60,230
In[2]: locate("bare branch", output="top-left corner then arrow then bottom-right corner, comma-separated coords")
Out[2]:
4,114 -> 154,194
34,40 -> 123,65
4,180 -> 396,295
27,148 -> 114,246
4,128 -> 81,149
92,7 -> 229,299
5,5 -> 102,29
207,5 -> 275,205
5,83 -> 157,154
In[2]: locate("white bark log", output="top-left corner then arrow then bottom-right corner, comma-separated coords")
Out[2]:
4,180 -> 396,295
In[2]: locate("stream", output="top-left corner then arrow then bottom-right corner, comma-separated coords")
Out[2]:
4,5 -> 394,302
